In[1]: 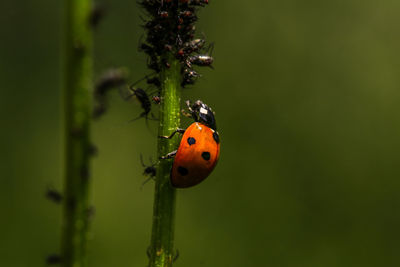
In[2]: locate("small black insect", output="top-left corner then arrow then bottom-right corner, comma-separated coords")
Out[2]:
140,154 -> 158,188
46,187 -> 63,204
187,54 -> 214,68
164,44 -> 173,51
179,10 -> 194,17
127,87 -> 153,122
147,55 -> 161,72
177,39 -> 205,58
88,143 -> 98,157
162,58 -> 171,68
181,78 -> 195,88
89,4 -> 106,28
147,77 -> 161,87
159,10 -> 169,18
152,95 -> 161,104
87,206 -> 96,220
181,77 -> 195,87
141,154 -> 157,178
185,38 -> 205,52
46,254 -> 62,265
181,68 -> 200,87
93,68 -> 128,119
139,42 -> 154,55
189,0 -> 209,6
183,68 -> 200,78
186,43 -> 214,68
95,68 -> 128,96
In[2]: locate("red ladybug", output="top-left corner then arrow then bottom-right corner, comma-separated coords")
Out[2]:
160,100 -> 220,188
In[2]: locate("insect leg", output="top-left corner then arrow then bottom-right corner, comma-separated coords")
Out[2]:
159,128 -> 185,139
181,109 -> 192,118
140,154 -> 146,167
173,249 -> 180,263
160,150 -> 177,159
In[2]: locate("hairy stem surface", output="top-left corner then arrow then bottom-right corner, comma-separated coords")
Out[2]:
61,0 -> 93,266
149,57 -> 181,267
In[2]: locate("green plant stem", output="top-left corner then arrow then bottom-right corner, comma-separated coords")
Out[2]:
149,57 -> 182,267
61,0 -> 93,266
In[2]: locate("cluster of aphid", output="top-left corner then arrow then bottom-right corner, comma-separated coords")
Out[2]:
93,1 -> 213,124
139,0 -> 213,88
91,1 -> 218,190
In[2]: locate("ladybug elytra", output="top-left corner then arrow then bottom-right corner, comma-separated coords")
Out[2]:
160,100 -> 220,188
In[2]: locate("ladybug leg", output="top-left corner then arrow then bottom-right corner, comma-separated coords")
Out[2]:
160,150 -> 177,159
159,128 -> 185,139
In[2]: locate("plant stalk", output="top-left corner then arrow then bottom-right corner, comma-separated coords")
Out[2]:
149,57 -> 182,267
61,0 -> 93,266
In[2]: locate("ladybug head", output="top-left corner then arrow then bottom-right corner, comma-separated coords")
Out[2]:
186,100 -> 217,130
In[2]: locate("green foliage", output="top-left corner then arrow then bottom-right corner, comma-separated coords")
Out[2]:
2,1 -> 400,267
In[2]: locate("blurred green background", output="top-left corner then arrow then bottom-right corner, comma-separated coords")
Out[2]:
1,0 -> 400,266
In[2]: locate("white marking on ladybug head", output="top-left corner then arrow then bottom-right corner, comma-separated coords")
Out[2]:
195,123 -> 202,130
199,107 -> 208,115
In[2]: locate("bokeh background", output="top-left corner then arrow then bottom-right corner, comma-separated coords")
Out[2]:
2,0 -> 400,266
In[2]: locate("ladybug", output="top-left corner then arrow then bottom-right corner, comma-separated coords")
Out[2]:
160,100 -> 220,188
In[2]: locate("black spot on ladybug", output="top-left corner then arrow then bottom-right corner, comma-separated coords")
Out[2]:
187,137 -> 196,145
201,152 -> 211,161
178,166 -> 189,176
213,132 -> 220,144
